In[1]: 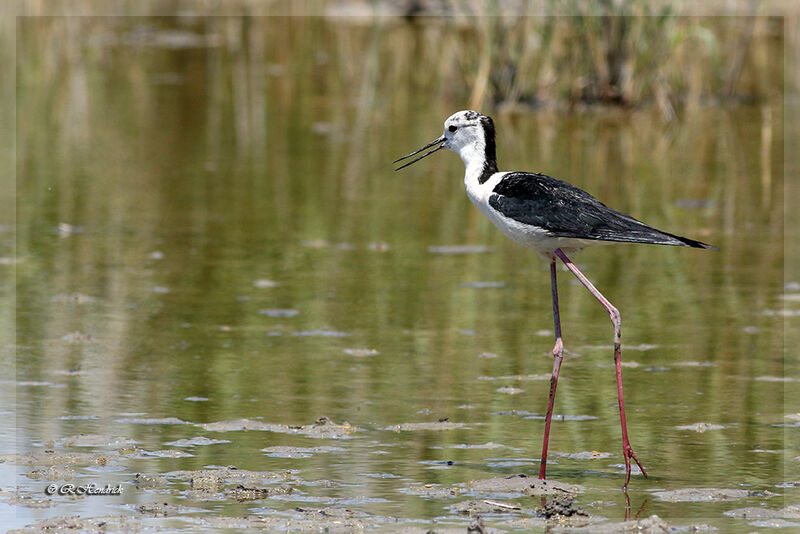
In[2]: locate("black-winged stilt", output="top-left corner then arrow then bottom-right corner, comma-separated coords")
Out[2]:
394,110 -> 715,488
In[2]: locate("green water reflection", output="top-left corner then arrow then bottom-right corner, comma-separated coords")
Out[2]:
11,15 -> 797,532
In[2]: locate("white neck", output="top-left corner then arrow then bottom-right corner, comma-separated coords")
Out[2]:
455,140 -> 488,180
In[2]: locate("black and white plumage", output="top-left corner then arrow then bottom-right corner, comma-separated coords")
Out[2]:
486,171 -> 713,250
395,110 -> 713,258
395,110 -> 715,489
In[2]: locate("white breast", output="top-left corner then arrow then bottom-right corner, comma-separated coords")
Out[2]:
463,171 -> 506,214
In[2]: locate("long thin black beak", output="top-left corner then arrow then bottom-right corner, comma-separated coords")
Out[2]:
393,136 -> 446,171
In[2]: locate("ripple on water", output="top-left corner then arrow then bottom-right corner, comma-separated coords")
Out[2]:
427,245 -> 495,254
557,451 -> 613,460
292,330 -> 351,337
460,281 -> 506,288
496,386 -> 525,395
114,417 -> 190,425
342,348 -> 379,356
137,449 -> 194,458
359,472 -> 405,479
755,376 -> 797,382
524,414 -> 598,421
443,442 -> 509,450
252,279 -> 280,288
478,374 -> 550,381
261,445 -> 345,459
485,458 -> 540,468
164,437 -> 231,447
675,422 -> 726,432
386,421 -> 466,432
419,460 -> 456,469
259,309 -> 300,317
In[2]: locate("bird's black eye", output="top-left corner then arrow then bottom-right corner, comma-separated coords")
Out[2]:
448,125 -> 458,133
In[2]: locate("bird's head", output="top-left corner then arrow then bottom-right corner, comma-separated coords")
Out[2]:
394,110 -> 496,170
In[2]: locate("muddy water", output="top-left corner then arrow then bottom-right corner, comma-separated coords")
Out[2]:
6,16 -> 797,533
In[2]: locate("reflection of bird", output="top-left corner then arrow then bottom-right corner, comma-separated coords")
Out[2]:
394,110 -> 715,488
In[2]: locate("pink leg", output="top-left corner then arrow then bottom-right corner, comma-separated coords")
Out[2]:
553,248 -> 647,488
539,258 -> 564,480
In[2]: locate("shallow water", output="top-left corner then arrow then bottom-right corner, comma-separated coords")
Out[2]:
6,15 -> 798,533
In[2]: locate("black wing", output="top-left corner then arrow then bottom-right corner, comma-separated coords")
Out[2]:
488,172 -> 714,248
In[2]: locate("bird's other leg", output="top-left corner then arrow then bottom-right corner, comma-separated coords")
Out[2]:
539,258 -> 564,480
553,248 -> 647,489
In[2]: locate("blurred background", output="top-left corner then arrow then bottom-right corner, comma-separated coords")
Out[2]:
4,0 -> 799,531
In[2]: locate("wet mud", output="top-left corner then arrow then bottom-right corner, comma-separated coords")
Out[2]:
197,416 -> 360,439
651,487 -> 778,502
3,422 -> 794,533
465,474 -> 583,496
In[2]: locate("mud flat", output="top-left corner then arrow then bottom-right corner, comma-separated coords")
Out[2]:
2,422 -> 793,533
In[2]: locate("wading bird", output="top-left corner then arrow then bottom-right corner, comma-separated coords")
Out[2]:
394,110 -> 714,488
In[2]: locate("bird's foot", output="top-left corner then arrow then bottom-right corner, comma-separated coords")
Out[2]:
622,444 -> 647,489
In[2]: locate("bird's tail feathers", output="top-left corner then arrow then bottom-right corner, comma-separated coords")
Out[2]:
661,231 -> 717,250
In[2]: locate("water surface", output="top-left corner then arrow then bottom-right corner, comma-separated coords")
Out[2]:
6,15 -> 797,532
